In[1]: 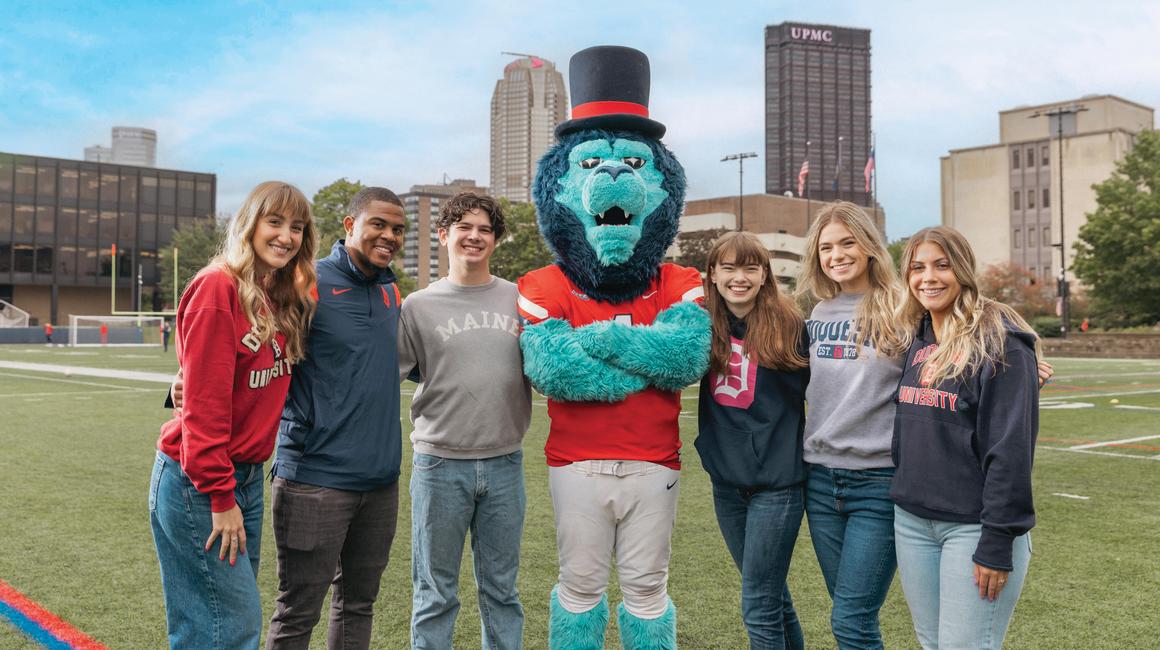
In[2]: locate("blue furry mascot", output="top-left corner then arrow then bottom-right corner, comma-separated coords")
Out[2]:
517,46 -> 711,650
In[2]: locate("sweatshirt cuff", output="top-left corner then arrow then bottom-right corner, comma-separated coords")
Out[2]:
972,528 -> 1015,571
210,491 -> 237,513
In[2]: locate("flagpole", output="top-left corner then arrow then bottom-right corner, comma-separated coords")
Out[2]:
805,140 -> 812,221
872,132 -> 879,222
836,135 -> 844,202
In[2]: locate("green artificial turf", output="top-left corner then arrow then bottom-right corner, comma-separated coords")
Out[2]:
0,348 -> 1156,648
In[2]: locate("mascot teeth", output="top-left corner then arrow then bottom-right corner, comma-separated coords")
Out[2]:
596,207 -> 632,226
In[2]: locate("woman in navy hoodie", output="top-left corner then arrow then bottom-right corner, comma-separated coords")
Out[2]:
696,232 -> 810,649
892,226 -> 1040,649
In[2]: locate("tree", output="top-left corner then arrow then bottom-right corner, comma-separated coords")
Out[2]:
489,200 -> 556,282
674,228 -> 729,271
158,218 -> 226,308
312,178 -> 363,256
887,237 -> 909,272
1073,129 -> 1160,325
977,261 -> 1055,319
310,177 -> 417,296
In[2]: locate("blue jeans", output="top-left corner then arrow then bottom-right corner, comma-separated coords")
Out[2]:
712,482 -> 805,650
893,507 -> 1031,650
411,451 -> 526,650
805,465 -> 897,650
149,451 -> 265,650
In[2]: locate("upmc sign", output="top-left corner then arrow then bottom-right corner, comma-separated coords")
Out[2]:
791,26 -> 833,42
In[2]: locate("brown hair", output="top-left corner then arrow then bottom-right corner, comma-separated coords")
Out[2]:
705,231 -> 807,374
899,226 -> 1040,386
437,192 -> 507,240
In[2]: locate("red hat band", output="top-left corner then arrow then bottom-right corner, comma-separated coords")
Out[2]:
571,100 -> 650,120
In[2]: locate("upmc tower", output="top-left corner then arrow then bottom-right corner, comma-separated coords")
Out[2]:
765,22 -> 873,207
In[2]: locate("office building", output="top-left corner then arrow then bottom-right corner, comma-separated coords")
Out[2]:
83,127 -> 158,167
490,54 -> 567,203
401,178 -> 487,288
765,22 -> 873,206
940,95 -> 1153,282
0,151 -> 215,324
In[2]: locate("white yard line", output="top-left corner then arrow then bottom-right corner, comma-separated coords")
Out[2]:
1043,388 -> 1160,400
0,389 -> 142,398
1054,371 -> 1160,380
1039,446 -> 1160,461
0,360 -> 173,383
1114,404 -> 1160,412
1052,493 -> 1091,500
1069,434 -> 1160,450
0,371 -> 155,391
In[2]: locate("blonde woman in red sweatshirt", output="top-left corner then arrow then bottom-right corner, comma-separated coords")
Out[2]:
149,181 -> 317,650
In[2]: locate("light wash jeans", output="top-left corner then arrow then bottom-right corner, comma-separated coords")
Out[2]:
410,451 -> 526,650
149,451 -> 265,650
712,483 -> 805,650
805,465 -> 897,650
893,506 -> 1031,650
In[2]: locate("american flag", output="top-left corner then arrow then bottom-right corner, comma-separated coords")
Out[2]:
797,159 -> 809,197
864,148 -> 876,193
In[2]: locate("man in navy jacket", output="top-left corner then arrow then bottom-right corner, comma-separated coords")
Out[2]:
266,187 -> 407,650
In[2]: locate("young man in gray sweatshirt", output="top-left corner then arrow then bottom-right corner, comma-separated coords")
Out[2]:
398,192 -> 532,650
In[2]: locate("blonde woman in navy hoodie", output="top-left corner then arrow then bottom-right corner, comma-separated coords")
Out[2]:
696,232 -> 810,649
892,226 -> 1040,649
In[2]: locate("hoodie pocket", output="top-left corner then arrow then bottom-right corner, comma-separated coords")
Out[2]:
695,425 -> 765,485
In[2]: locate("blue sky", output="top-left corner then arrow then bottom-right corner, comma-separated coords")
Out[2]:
3,0 -> 1159,239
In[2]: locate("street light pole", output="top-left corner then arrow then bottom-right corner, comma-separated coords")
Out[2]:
1029,103 -> 1087,338
721,152 -> 757,231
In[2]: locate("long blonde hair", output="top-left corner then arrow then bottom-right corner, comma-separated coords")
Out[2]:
899,226 -> 1040,386
796,202 -> 906,356
213,181 -> 317,362
705,232 -> 807,374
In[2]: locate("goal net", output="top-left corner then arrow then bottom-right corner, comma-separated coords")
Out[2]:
0,300 -> 30,328
69,314 -> 165,347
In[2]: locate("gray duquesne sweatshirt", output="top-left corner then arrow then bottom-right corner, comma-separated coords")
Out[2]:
890,315 -> 1039,572
398,276 -> 531,459
803,292 -> 904,469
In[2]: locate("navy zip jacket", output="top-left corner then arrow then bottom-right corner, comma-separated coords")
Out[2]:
891,315 -> 1038,571
272,241 -> 402,491
695,314 -> 810,490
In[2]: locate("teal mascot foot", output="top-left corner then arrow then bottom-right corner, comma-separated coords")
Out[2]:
549,585 -> 609,650
617,599 -> 677,650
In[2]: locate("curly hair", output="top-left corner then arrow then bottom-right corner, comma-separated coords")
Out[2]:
436,192 -> 506,240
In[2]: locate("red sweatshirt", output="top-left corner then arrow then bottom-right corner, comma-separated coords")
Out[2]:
157,266 -> 293,512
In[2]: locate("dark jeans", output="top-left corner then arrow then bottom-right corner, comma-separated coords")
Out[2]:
805,465 -> 897,650
712,482 -> 805,650
265,478 -> 399,650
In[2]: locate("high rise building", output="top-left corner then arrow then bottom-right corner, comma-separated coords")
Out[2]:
83,127 -> 158,167
765,22 -> 873,206
490,54 -> 567,203
941,95 -> 1153,284
401,178 -> 488,288
0,151 -> 215,324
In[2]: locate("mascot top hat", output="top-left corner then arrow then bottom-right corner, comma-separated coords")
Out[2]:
555,45 -> 667,139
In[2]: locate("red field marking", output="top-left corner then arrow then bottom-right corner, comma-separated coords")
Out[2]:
0,579 -> 108,650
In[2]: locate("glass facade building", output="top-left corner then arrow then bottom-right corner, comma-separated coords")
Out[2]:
765,22 -> 874,206
0,151 -> 215,324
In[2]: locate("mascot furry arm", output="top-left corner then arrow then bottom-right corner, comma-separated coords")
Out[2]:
519,128 -> 710,401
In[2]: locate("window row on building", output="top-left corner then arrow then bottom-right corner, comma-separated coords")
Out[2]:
1012,188 -> 1051,210
1011,144 -> 1051,170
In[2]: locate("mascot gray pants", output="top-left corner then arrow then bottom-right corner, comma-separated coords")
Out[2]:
548,461 -> 679,650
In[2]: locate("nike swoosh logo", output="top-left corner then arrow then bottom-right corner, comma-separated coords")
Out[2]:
666,480 -> 678,490
642,291 -> 657,299
332,287 -> 353,295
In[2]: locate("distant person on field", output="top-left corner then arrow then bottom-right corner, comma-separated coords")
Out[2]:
162,319 -> 172,352
1080,317 -> 1090,333
99,322 -> 108,345
399,192 -> 532,649
44,322 -> 53,344
150,181 -> 317,650
892,226 -> 1040,649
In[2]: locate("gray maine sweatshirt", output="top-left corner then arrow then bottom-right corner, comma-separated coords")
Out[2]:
803,292 -> 905,469
398,277 -> 532,459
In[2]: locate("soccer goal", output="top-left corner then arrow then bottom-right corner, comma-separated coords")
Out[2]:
0,300 -> 30,328
68,314 -> 165,347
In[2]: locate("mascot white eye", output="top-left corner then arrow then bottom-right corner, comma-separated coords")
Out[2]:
622,157 -> 645,169
580,157 -> 602,169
